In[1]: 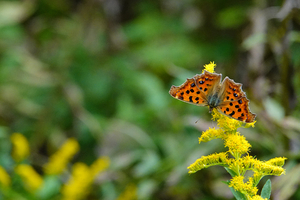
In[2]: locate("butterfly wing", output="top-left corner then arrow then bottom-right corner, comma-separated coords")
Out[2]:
217,77 -> 256,123
169,71 -> 222,106
193,70 -> 222,96
218,97 -> 256,122
169,78 -> 207,106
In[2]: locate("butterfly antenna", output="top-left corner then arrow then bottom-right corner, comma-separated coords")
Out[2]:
195,118 -> 201,123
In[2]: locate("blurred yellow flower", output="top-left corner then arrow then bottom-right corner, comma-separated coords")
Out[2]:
117,183 -> 138,200
0,165 -> 11,187
90,156 -> 110,177
44,138 -> 79,175
61,163 -> 94,200
10,133 -> 30,162
15,164 -> 43,191
62,157 -> 110,200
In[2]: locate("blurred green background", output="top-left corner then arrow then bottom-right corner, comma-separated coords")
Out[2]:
0,0 -> 300,199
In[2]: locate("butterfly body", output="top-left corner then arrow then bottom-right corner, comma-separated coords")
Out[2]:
169,70 -> 256,123
207,93 -> 221,110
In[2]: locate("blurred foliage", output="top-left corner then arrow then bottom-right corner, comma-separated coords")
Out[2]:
0,0 -> 300,199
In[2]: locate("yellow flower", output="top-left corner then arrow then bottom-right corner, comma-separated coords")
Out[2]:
0,165 -> 11,187
61,163 -> 93,200
212,109 -> 243,132
250,195 -> 268,200
11,133 -> 30,162
199,127 -> 225,143
44,138 -> 79,175
224,133 -> 251,156
62,156 -> 110,200
265,157 -> 287,167
229,176 -> 258,196
188,152 -> 230,174
90,156 -> 110,177
202,61 -> 216,73
117,183 -> 138,200
15,164 -> 43,191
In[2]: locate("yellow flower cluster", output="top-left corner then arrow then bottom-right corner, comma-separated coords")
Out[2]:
117,183 -> 138,200
202,61 -> 216,73
0,166 -> 11,187
188,152 -> 229,173
229,176 -> 258,196
61,156 -> 110,200
199,127 -> 224,143
15,164 -> 43,191
225,133 -> 251,156
44,138 -> 80,175
11,133 -> 30,162
250,195 -> 268,200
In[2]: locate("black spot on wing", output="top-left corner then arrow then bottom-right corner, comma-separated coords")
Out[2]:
229,111 -> 235,116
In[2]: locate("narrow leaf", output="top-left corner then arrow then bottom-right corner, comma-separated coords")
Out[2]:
261,179 -> 271,199
229,187 -> 247,200
225,167 -> 238,177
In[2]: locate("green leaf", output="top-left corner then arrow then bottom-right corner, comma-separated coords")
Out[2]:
229,187 -> 247,200
225,167 -> 238,177
261,179 -> 272,199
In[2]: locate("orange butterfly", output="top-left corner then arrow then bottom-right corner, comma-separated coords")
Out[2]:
169,70 -> 256,123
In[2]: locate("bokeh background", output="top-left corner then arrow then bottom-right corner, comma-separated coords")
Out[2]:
0,0 -> 300,199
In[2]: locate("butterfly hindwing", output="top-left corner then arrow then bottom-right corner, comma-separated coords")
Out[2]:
218,97 -> 256,123
169,78 -> 207,106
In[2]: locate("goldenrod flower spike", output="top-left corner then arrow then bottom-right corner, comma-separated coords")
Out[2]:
117,183 -> 138,200
0,166 -> 11,187
44,138 -> 80,175
187,62 -> 286,200
62,156 -> 110,200
15,164 -> 43,191
11,133 -> 30,162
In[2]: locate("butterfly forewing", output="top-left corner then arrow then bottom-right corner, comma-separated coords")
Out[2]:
193,71 -> 222,96
169,78 -> 207,106
220,77 -> 246,102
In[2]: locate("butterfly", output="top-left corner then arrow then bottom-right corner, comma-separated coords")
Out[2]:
169,70 -> 256,123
